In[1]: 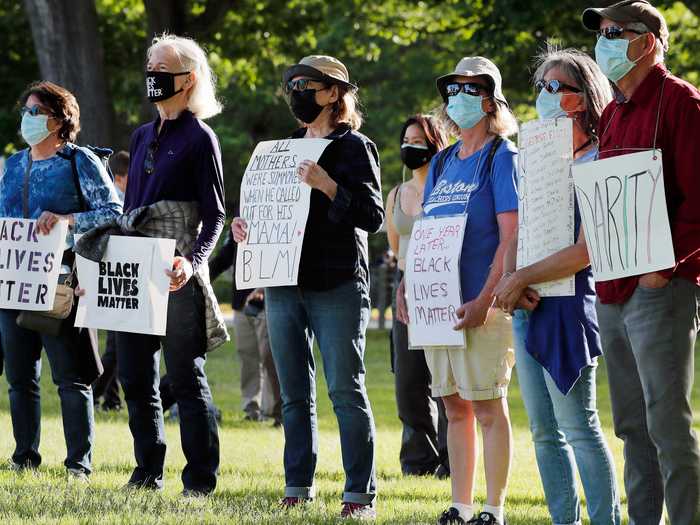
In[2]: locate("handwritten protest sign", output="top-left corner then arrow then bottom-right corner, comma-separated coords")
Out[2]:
572,150 -> 675,281
406,215 -> 466,349
517,119 -> 575,296
75,236 -> 176,335
236,138 -> 331,289
0,218 -> 68,310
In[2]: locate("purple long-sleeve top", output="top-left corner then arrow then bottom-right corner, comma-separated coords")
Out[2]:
125,110 -> 226,271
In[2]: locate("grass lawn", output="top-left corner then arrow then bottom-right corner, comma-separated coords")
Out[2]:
0,328 -> 697,524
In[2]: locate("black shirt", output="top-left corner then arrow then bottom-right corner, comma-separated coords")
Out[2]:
291,123 -> 384,290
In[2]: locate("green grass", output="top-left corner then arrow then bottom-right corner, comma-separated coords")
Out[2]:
0,329 -> 697,524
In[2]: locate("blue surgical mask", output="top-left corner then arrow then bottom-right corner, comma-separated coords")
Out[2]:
595,35 -> 643,83
20,113 -> 51,146
446,92 -> 486,130
535,89 -> 567,120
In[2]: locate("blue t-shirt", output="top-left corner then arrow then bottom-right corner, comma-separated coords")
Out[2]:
423,138 -> 518,302
0,145 -> 122,238
524,147 -> 603,394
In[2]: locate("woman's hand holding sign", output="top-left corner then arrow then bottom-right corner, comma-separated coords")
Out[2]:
396,277 -> 409,324
166,256 -> 193,291
297,160 -> 337,200
232,217 -> 248,243
453,295 -> 492,330
36,211 -> 72,235
493,271 -> 541,314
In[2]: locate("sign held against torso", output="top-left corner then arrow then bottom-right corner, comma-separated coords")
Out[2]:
405,214 -> 466,349
572,150 -> 675,281
0,218 -> 68,311
517,118 -> 575,296
236,138 -> 331,289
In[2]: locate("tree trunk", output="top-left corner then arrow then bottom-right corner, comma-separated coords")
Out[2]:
23,0 -> 115,147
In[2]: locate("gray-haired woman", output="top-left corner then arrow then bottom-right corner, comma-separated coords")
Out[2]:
494,48 -> 621,525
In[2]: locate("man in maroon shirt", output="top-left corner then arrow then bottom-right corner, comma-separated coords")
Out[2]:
581,1 -> 700,523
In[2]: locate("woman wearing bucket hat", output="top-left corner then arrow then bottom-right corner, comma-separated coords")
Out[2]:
232,55 -> 383,520
397,56 -> 518,525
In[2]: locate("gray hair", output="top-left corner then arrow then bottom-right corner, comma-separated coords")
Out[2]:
148,34 -> 223,119
533,47 -> 613,139
626,21 -> 667,60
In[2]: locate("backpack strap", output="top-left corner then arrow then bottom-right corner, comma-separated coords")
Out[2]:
430,141 -> 460,186
431,136 -> 503,184
484,136 -> 503,178
56,145 -> 87,212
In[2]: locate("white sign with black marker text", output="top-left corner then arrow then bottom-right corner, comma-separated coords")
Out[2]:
75,236 -> 176,335
236,138 -> 331,288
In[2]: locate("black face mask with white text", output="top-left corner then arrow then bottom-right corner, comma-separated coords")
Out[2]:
145,71 -> 190,102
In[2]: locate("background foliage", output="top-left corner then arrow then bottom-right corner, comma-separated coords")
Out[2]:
1,1 -> 698,225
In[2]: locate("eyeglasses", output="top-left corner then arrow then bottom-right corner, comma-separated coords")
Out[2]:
597,26 -> 645,40
535,79 -> 581,95
283,78 -> 328,94
144,140 -> 158,175
444,82 -> 487,98
20,104 -> 52,117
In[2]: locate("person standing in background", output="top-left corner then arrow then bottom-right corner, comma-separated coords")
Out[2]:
385,114 -> 450,478
92,150 -> 130,412
208,214 -> 282,425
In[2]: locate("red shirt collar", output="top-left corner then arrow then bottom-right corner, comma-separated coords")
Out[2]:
614,63 -> 668,106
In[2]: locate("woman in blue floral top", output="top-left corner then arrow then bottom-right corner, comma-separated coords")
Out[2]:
0,81 -> 121,479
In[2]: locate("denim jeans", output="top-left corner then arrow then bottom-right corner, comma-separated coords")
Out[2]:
266,278 -> 377,505
116,279 -> 220,492
513,310 -> 620,525
0,310 -> 94,473
596,278 -> 700,525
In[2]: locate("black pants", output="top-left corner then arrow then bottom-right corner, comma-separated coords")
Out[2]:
92,331 -> 121,408
391,270 -> 448,475
116,279 -> 219,492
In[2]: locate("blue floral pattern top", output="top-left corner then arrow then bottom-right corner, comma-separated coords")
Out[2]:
0,144 -> 122,241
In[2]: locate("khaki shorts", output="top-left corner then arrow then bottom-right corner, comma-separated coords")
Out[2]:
424,309 -> 515,401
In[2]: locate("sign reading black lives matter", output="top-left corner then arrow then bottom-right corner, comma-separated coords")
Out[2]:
75,236 -> 176,335
405,214 -> 466,349
0,218 -> 68,310
236,138 -> 331,288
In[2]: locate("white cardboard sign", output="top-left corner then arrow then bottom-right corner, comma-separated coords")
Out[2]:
572,150 -> 675,281
0,218 -> 68,310
75,236 -> 176,335
517,118 -> 575,296
406,214 -> 466,349
236,138 -> 331,289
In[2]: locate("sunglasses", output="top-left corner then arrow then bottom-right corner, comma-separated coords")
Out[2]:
144,139 -> 158,175
20,104 -> 52,117
283,78 -> 328,94
445,82 -> 487,98
597,26 -> 646,40
535,79 -> 581,95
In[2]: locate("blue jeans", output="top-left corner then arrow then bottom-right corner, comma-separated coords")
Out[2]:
116,279 -> 220,492
266,279 -> 377,505
0,310 -> 94,473
513,310 -> 620,525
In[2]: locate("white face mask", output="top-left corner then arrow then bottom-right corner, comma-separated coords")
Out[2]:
20,113 -> 51,146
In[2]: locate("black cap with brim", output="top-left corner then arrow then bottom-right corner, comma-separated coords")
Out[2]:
283,64 -> 358,91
